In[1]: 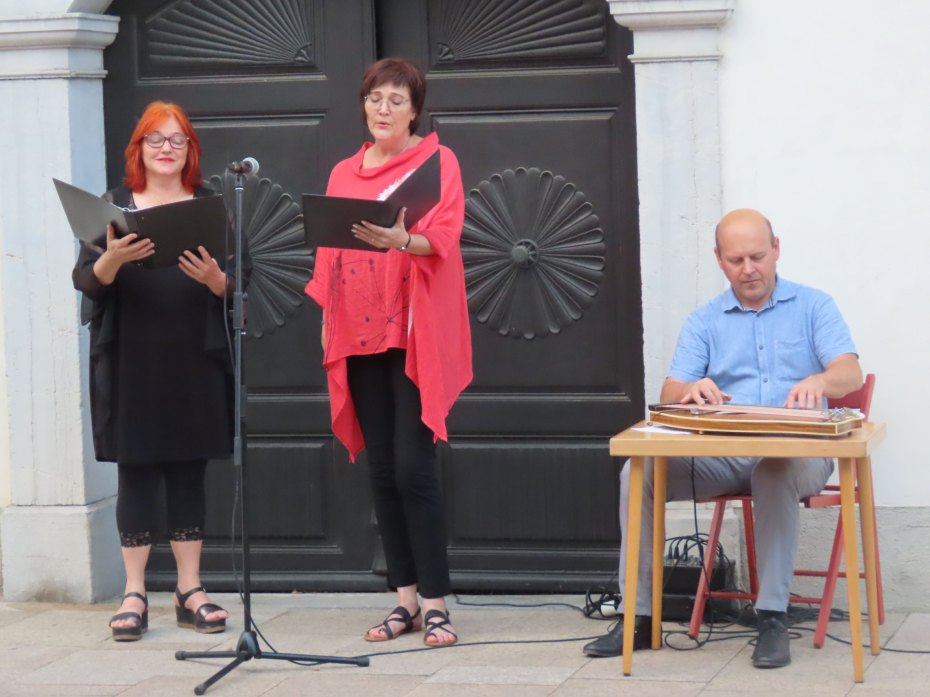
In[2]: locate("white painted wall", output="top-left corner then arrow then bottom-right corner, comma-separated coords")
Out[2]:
718,0 -> 930,507
612,0 -> 930,610
0,3 -> 123,601
0,207 -> 8,511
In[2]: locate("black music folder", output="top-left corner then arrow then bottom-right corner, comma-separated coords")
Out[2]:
54,178 -> 228,269
302,149 -> 441,251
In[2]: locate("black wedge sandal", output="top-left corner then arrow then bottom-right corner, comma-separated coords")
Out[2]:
109,592 -> 148,642
175,586 -> 227,634
364,605 -> 422,642
423,608 -> 458,647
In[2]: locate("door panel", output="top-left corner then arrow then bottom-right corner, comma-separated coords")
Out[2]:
104,0 -> 381,589
378,0 -> 641,587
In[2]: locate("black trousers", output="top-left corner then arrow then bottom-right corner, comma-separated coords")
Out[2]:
116,460 -> 207,546
347,349 -> 451,599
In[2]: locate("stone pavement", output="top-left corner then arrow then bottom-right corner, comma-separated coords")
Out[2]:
0,592 -> 927,696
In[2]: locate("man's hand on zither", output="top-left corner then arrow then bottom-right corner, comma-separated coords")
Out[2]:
661,377 -> 732,406
785,356 -> 862,409
784,374 -> 827,410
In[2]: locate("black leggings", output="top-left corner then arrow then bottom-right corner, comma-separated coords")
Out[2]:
347,349 -> 451,599
116,460 -> 207,547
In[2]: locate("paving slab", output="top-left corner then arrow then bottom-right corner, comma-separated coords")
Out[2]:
0,594 -> 927,697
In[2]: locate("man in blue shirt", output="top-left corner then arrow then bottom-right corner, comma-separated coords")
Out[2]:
583,209 -> 863,668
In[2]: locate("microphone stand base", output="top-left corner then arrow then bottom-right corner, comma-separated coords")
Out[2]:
176,629 -> 369,695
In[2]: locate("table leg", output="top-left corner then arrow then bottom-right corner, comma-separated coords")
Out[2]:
652,456 -> 668,649
839,457 -> 864,682
856,456 -> 880,655
622,456 -> 644,676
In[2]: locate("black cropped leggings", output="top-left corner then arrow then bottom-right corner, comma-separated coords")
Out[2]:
116,460 -> 207,547
346,349 -> 451,599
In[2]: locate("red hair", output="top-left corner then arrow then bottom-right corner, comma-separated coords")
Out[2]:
123,101 -> 203,192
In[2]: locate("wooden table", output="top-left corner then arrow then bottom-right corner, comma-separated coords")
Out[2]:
609,421 -> 886,681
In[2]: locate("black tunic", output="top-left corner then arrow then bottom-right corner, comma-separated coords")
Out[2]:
72,185 -> 234,464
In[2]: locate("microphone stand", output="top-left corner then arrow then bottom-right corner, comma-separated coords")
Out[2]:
175,169 -> 369,695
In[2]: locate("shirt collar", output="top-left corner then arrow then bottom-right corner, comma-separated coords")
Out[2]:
720,276 -> 796,313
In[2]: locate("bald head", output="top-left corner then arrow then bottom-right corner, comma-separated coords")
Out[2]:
713,209 -> 780,311
714,209 -> 775,249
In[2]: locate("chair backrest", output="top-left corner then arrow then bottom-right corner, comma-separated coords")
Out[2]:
828,372 -> 875,420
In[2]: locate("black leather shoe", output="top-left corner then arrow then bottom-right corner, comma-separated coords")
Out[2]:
582,615 -> 652,658
752,611 -> 791,668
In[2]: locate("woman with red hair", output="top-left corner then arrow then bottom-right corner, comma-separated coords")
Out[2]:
73,101 -> 233,641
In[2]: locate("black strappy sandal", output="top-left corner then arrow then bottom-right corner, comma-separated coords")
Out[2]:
109,592 -> 148,642
175,586 -> 227,634
423,608 -> 458,647
364,605 -> 422,642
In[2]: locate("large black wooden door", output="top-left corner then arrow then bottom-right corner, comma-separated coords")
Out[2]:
102,0 -> 641,592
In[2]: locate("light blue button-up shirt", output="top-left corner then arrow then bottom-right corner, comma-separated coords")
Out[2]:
668,278 -> 858,406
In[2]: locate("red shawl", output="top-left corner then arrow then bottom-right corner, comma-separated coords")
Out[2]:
305,133 -> 472,460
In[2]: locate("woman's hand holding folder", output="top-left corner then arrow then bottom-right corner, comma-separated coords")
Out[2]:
92,224 -> 155,285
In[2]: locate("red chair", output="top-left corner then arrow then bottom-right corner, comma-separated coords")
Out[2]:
688,374 -> 880,647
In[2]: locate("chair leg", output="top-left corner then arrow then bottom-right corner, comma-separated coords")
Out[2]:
688,500 -> 727,639
743,500 -> 759,597
813,515 -> 846,648
812,477 -> 885,649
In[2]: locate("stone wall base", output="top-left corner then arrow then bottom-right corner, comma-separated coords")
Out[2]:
1,497 -> 122,603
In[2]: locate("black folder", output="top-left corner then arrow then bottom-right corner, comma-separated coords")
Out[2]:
54,178 -> 228,269
302,149 -> 441,251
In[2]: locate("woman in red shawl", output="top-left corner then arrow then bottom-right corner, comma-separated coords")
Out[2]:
305,58 -> 471,647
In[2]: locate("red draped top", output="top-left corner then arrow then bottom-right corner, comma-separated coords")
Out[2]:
305,133 -> 472,460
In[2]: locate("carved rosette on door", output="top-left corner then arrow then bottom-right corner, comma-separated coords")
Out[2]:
208,172 -> 312,339
462,167 -> 607,340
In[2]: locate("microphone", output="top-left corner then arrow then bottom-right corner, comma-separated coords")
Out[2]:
227,157 -> 260,175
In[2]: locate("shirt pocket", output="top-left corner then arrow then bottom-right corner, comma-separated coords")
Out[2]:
774,336 -> 816,383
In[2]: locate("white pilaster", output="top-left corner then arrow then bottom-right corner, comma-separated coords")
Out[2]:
0,5 -> 121,602
609,0 -> 734,403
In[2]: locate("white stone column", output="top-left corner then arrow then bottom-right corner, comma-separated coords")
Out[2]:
608,0 -> 741,579
0,2 -> 121,602
608,0 -> 735,402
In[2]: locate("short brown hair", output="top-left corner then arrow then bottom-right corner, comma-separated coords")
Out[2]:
359,58 -> 426,135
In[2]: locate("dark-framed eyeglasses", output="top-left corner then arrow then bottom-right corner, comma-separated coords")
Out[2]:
364,93 -> 410,110
143,132 -> 190,149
